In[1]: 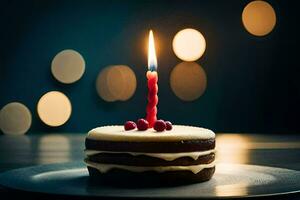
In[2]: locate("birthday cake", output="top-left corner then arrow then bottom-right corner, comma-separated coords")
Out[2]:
84,124 -> 216,185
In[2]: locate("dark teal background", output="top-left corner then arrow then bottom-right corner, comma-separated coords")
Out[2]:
0,0 -> 299,133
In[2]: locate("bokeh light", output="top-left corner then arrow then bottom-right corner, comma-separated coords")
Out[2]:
96,67 -> 116,102
106,66 -> 126,100
242,1 -> 276,36
117,66 -> 137,101
51,49 -> 85,84
170,62 -> 207,101
0,102 -> 32,135
37,91 -> 72,127
172,28 -> 206,61
96,65 -> 136,102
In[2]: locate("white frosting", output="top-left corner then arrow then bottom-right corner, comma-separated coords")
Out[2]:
85,160 -> 216,174
85,149 -> 216,161
87,125 -> 215,142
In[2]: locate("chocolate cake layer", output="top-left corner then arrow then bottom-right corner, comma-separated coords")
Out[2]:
85,138 -> 215,153
86,152 -> 215,166
87,166 -> 215,185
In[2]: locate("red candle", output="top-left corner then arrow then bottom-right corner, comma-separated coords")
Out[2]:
146,30 -> 158,128
146,71 -> 158,127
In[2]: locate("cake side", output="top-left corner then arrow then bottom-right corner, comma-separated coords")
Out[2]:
84,125 -> 216,184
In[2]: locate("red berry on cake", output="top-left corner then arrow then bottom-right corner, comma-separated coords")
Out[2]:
137,119 -> 149,131
165,121 -> 173,130
124,121 -> 136,131
154,120 -> 166,132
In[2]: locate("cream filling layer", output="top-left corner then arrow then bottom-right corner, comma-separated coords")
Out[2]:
85,149 -> 216,161
85,160 -> 216,174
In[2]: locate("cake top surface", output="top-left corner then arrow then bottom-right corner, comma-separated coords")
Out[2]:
87,125 -> 215,142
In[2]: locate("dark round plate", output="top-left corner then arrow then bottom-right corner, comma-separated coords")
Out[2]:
0,162 -> 300,199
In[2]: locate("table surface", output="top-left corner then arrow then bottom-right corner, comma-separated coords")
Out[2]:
0,133 -> 300,199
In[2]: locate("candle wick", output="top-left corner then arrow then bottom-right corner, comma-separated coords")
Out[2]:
149,65 -> 156,72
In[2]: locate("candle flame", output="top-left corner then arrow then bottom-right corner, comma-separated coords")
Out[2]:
148,30 -> 157,71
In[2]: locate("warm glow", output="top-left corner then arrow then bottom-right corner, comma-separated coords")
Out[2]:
148,30 -> 157,71
242,1 -> 276,36
215,181 -> 248,197
173,28 -> 206,61
216,134 -> 250,164
37,91 -> 72,127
